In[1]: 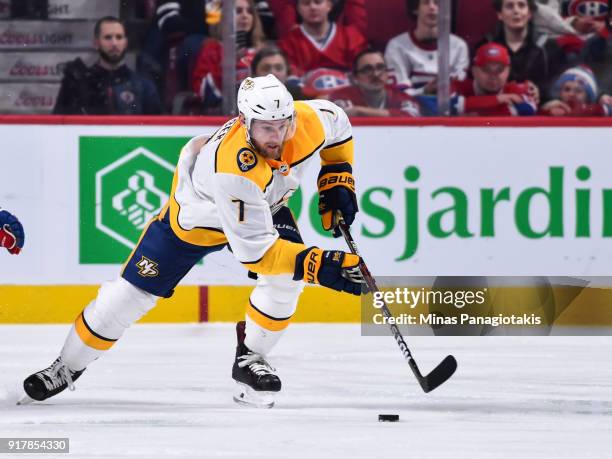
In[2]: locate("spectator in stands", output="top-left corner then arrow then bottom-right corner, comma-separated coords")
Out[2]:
137,1 -> 209,112
561,0 -> 609,36
384,0 -> 469,95
480,0 -> 564,103
540,65 -> 612,115
191,0 -> 265,113
451,43 -> 536,116
535,0 -> 608,38
54,17 -> 163,115
253,0 -> 281,38
250,46 -> 306,99
278,0 -> 367,76
328,49 -> 421,116
531,0 -> 608,63
271,0 -> 366,38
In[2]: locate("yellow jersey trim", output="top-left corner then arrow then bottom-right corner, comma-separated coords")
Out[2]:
215,122 -> 273,193
168,152 -> 229,247
283,101 -> 326,167
243,238 -> 306,275
321,137 -> 354,166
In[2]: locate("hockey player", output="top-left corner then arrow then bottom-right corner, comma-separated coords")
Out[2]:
20,74 -> 366,408
0,208 -> 25,255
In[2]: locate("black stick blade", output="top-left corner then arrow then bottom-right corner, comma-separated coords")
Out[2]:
410,355 -> 457,393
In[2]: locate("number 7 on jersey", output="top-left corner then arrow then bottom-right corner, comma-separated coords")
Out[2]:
231,199 -> 245,222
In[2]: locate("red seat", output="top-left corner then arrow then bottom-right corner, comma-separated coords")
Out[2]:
455,0 -> 498,51
366,0 -> 414,51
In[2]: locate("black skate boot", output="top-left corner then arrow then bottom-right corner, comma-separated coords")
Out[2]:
232,321 -> 281,408
18,357 -> 84,405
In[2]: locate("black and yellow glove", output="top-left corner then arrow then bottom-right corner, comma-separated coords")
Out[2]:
293,247 -> 367,296
317,163 -> 357,237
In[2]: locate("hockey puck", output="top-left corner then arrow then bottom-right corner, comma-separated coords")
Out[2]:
378,414 -> 399,422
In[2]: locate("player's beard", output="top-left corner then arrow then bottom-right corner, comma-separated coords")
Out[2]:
252,138 -> 284,160
98,47 -> 126,66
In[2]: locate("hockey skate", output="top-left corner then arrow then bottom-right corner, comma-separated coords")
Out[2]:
18,357 -> 84,405
232,321 -> 281,408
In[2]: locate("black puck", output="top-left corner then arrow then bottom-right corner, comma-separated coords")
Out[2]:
378,414 -> 399,422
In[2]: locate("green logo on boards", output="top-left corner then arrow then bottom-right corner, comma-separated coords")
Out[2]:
79,137 -> 189,263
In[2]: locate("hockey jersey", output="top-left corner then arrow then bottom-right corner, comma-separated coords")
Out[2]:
384,30 -> 469,95
191,39 -> 256,109
160,99 -> 354,275
538,101 -> 612,116
451,79 -> 537,116
279,23 -> 367,74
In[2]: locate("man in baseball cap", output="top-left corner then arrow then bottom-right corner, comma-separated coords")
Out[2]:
451,43 -> 537,116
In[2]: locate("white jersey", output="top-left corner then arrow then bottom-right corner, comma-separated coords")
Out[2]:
384,30 -> 469,95
163,99 -> 354,275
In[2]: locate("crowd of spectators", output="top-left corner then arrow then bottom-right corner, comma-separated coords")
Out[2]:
52,0 -> 612,117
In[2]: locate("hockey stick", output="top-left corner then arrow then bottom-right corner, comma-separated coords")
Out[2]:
338,221 -> 457,393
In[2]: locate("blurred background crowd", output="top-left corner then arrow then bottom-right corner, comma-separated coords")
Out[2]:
1,0 -> 612,118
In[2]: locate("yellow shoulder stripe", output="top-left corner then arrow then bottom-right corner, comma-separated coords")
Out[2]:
282,101 -> 326,167
215,122 -> 272,192
321,137 -> 354,166
243,238 -> 306,275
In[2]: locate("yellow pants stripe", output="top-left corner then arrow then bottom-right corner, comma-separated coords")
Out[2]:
74,312 -> 117,351
246,300 -> 292,332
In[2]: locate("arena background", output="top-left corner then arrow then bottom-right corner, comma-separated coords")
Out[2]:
1,116 -> 611,327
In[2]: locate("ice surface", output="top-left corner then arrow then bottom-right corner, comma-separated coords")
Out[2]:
1,324 -> 611,458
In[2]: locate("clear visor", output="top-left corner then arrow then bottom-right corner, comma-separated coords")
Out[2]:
250,116 -> 295,144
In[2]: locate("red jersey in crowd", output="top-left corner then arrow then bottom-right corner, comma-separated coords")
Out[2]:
451,79 -> 536,116
539,102 -> 611,116
279,23 -> 367,74
328,85 -> 421,117
191,40 -> 256,106
269,0 -> 367,38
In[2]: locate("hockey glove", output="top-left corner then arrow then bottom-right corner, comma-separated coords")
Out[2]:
0,210 -> 24,255
293,247 -> 368,296
317,163 -> 357,237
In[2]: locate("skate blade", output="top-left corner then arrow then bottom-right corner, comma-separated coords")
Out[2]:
17,394 -> 35,405
233,382 -> 275,409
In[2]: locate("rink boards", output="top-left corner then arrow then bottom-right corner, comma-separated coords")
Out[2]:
0,285 -> 358,324
1,117 -> 612,325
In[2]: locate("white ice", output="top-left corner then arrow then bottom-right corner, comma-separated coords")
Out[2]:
1,324 -> 611,458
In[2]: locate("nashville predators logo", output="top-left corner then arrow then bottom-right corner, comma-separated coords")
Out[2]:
136,256 -> 159,277
242,78 -> 255,91
237,148 -> 258,172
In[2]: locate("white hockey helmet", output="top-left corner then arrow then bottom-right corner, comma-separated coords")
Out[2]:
237,74 -> 295,142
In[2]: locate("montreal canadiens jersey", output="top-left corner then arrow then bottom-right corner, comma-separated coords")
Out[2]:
279,23 -> 368,74
161,99 -> 354,276
384,30 -> 469,95
451,79 -> 537,116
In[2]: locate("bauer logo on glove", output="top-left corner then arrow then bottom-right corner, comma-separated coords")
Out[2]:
317,163 -> 358,236
294,247 -> 368,296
